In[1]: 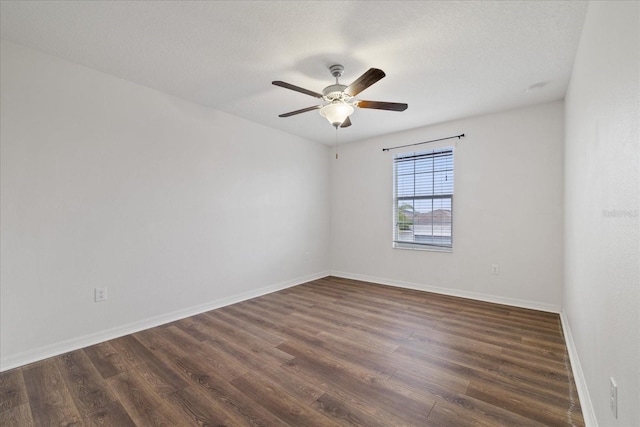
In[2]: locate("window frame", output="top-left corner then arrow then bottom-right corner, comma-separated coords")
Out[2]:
392,147 -> 454,252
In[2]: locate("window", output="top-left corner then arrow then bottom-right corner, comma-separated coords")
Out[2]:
393,147 -> 454,250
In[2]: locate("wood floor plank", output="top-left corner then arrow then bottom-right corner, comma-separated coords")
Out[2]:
230,371 -> 340,427
318,288 -> 453,325
193,312 -> 294,366
497,360 -> 577,400
438,314 -> 526,343
241,298 -> 293,320
281,323 -> 399,378
134,362 -> 186,399
457,307 -> 561,335
280,309 -> 351,338
204,309 -> 286,347
22,362 -> 82,426
389,368 -> 470,402
341,315 -> 415,343
169,317 -> 211,342
525,352 -> 578,384
0,276 -> 584,426
166,386 -> 235,426
500,344 -> 566,365
278,336 -> 392,384
397,338 -> 502,372
317,329 -> 399,354
0,403 -> 34,427
434,317 -> 555,357
466,379 -> 585,426
278,342 -> 435,424
0,368 -> 28,412
55,349 -> 116,416
282,355 -> 434,426
262,290 -> 317,308
521,334 -> 568,351
311,392 -> 392,427
194,324 -> 327,406
83,341 -> 134,379
134,327 -> 242,386
244,297 -> 298,317
389,369 -> 553,427
394,345 -> 494,383
151,325 -> 249,382
426,399 -> 546,427
221,303 -> 292,339
154,321 -> 326,409
188,365 -> 290,426
308,299 -> 442,336
295,280 -> 352,299
407,328 -> 503,358
110,335 -> 188,397
106,369 -> 182,426
314,278 -> 459,318
81,400 -> 136,426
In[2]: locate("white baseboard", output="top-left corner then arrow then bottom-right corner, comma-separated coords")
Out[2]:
330,271 -> 561,313
0,271 -> 329,372
560,309 -> 598,427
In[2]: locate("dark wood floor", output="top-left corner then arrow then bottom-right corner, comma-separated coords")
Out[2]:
0,276 -> 584,426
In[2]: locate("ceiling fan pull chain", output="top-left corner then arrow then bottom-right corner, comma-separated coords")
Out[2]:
335,127 -> 339,160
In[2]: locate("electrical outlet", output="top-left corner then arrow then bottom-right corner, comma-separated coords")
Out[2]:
610,377 -> 617,418
491,264 -> 500,275
95,287 -> 107,302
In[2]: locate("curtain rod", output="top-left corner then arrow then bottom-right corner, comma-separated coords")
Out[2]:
382,133 -> 465,152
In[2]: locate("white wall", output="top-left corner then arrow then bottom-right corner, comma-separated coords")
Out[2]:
563,1 -> 640,426
330,101 -> 565,311
0,40 -> 331,370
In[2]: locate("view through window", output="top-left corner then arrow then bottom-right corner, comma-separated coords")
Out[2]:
393,147 -> 454,250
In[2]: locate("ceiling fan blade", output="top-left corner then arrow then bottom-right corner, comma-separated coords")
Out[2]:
344,68 -> 386,96
278,105 -> 322,117
357,100 -> 408,111
272,81 -> 323,98
340,116 -> 352,128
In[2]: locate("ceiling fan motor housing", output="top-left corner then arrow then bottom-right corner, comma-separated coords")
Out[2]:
323,84 -> 350,102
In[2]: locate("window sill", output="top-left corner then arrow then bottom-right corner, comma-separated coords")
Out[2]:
393,244 -> 452,253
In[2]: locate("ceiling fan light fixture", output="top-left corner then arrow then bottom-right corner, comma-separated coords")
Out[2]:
320,101 -> 354,127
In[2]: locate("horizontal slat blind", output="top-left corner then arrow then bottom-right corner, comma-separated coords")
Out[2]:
393,148 -> 454,249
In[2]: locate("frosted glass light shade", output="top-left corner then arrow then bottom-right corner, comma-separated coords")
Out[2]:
320,102 -> 354,127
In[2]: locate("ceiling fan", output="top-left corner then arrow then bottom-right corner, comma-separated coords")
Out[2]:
272,64 -> 408,128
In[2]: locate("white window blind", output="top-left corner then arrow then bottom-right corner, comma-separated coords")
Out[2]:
393,147 -> 454,250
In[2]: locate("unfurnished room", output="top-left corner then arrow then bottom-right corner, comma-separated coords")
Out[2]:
0,1 -> 638,426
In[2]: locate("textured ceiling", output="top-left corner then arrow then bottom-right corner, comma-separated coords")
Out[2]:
0,1 -> 588,145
